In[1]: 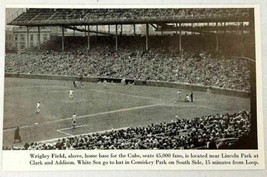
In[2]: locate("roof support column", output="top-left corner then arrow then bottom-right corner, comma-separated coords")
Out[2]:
17,31 -> 20,51
215,22 -> 219,52
96,25 -> 98,36
121,24 -> 123,36
115,24 -> 118,51
87,25 -> 90,50
224,22 -> 226,35
145,23 -> 149,51
241,22 -> 244,56
61,26 -> 65,51
133,24 -> 136,36
26,26 -> 29,48
192,23 -> 194,35
175,23 -> 178,35
175,23 -> 178,50
179,23 -> 182,52
108,25 -> 110,34
37,26 -> 40,50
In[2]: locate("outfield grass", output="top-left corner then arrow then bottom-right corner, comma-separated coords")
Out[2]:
3,78 -> 250,147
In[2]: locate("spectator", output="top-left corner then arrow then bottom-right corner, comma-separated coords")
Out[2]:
5,110 -> 251,150
14,126 -> 22,144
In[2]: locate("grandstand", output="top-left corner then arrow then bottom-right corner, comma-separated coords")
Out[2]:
4,8 -> 257,150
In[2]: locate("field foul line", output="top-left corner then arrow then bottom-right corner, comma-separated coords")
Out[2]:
3,104 -> 162,132
19,85 -> 68,89
162,104 -> 196,108
56,129 -> 73,136
198,105 -> 226,111
59,124 -> 88,131
163,103 -> 227,111
6,88 -> 69,96
27,90 -> 67,96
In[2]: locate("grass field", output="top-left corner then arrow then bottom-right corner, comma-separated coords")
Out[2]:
3,78 -> 250,147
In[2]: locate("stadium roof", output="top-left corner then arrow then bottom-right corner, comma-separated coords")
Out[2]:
8,8 -> 251,27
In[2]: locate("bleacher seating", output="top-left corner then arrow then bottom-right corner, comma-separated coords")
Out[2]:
5,35 -> 250,91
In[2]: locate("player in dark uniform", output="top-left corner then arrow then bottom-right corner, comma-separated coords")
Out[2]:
14,126 -> 22,143
73,80 -> 77,88
190,91 -> 193,102
78,73 -> 84,86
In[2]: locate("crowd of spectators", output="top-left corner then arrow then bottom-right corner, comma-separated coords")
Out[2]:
4,110 -> 251,150
14,8 -> 250,23
5,43 -> 250,91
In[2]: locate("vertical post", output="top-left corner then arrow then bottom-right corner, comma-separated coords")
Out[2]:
61,26 -> 65,51
115,24 -> 118,51
133,24 -> 136,36
175,23 -> 178,50
175,23 -> 178,35
108,25 -> 110,34
215,22 -> 219,52
84,25 -> 86,36
73,29 -> 76,36
146,23 -> 149,51
26,26 -> 29,48
121,24 -> 123,36
191,23 -> 195,35
241,22 -> 244,56
37,26 -> 40,50
17,33 -> 20,51
179,23 -> 182,52
96,25 -> 98,36
224,22 -> 226,35
249,8 -> 257,149
161,25 -> 163,45
87,25 -> 90,50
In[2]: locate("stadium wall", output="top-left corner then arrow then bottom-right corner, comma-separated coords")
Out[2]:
5,72 -> 249,98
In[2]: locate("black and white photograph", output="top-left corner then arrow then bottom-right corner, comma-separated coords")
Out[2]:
3,7 -> 259,151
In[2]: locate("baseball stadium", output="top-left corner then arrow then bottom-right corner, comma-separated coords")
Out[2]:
3,8 -> 257,150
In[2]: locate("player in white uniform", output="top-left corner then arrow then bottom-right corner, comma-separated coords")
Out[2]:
176,90 -> 181,102
69,89 -> 74,99
36,102 -> 40,114
72,113 -> 77,129
121,78 -> 126,85
185,94 -> 190,102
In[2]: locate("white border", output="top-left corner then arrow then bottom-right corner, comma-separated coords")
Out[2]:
1,2 -> 266,177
